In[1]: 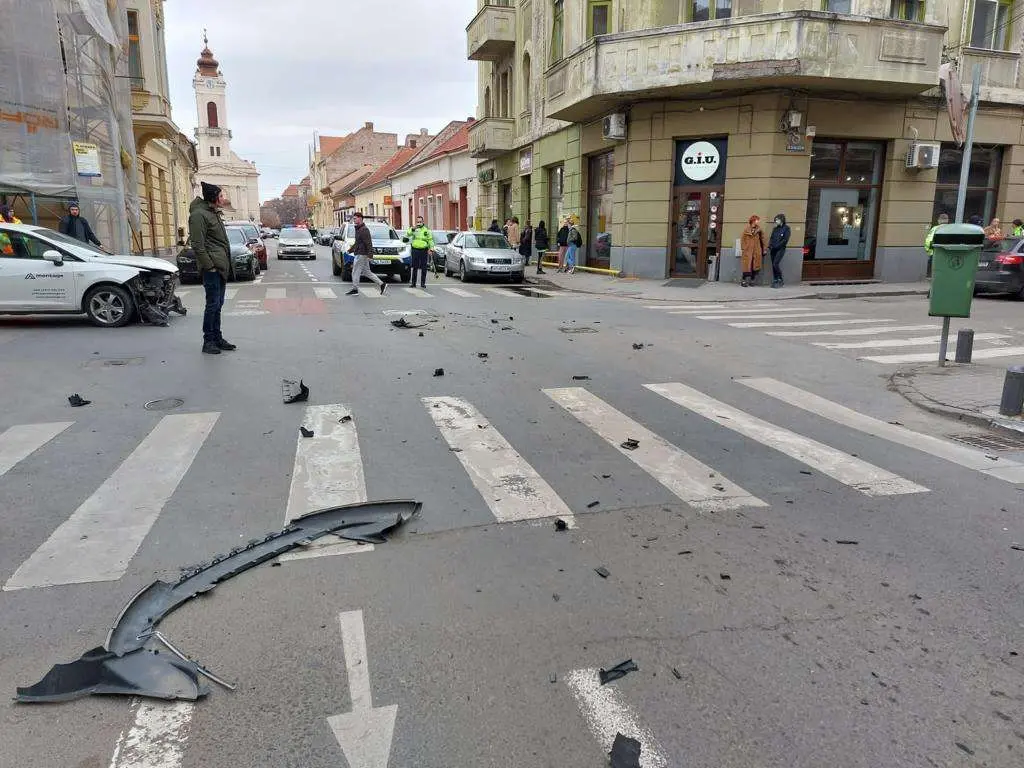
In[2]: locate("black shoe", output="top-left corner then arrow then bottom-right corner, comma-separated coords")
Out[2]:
380,282 -> 388,295
537,268 -> 545,274
217,338 -> 236,351
202,342 -> 221,355
420,284 -> 426,290
346,288 -> 359,295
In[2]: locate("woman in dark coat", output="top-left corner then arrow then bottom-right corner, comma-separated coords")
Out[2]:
533,221 -> 549,274
518,220 -> 533,267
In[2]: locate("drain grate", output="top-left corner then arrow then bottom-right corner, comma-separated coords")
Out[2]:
948,432 -> 1024,452
144,397 -> 185,412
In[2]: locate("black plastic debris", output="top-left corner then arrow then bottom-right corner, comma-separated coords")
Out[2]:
1011,545 -> 1024,552
68,394 -> 91,407
621,438 -> 640,451
339,415 -> 352,424
955,743 -> 975,756
587,501 -> 600,509
17,501 -> 421,705
555,518 -> 569,531
477,352 -> 488,359
671,667 -> 682,680
599,659 -> 639,685
391,317 -> 411,328
720,573 -> 732,581
299,427 -> 314,438
491,318 -> 499,324
609,733 -> 641,768
418,332 -> 424,337
282,379 -> 309,404
632,343 -> 645,350
594,566 -> 610,579
836,540 -> 859,545
572,375 -> 590,380
433,368 -> 445,377
799,469 -> 813,476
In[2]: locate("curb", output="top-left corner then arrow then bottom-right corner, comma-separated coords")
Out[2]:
888,369 -> 1024,436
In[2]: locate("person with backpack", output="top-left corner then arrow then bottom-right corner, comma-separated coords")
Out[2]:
565,216 -> 583,274
555,218 -> 570,272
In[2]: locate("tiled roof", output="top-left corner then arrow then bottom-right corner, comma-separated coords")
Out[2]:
281,184 -> 300,197
351,147 -> 419,193
423,122 -> 471,161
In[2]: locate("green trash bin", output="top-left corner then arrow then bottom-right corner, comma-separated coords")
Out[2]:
929,223 -> 984,318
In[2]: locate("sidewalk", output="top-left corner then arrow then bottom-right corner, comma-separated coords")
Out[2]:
890,362 -> 1024,436
528,268 -> 929,303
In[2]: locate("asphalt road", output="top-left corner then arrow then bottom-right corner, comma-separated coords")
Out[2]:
2,240 -> 1024,768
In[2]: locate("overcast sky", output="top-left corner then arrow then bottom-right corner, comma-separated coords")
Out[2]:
164,0 -> 478,202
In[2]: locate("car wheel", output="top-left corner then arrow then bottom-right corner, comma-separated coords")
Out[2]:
84,284 -> 134,328
459,261 -> 470,283
444,261 -> 451,277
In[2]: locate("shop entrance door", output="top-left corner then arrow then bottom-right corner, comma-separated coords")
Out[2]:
670,187 -> 724,278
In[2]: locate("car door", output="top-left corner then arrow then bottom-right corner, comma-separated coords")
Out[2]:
0,230 -> 76,310
449,234 -> 463,273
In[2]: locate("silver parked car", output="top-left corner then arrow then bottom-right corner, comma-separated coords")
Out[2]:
444,231 -> 524,283
277,226 -> 315,260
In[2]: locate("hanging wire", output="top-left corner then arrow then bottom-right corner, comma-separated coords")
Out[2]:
945,6 -> 1024,57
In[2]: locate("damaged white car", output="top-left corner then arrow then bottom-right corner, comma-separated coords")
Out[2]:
0,224 -> 185,327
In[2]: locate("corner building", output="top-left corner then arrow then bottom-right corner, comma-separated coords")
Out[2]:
467,0 -> 1024,283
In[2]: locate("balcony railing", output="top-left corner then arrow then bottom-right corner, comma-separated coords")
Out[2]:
544,11 -> 946,122
960,47 -> 1022,90
468,117 -> 515,159
466,2 -> 516,62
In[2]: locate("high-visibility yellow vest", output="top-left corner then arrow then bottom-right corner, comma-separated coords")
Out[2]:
406,226 -> 434,250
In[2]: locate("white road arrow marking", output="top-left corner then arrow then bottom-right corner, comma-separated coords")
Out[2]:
565,668 -> 668,767
327,611 -> 397,768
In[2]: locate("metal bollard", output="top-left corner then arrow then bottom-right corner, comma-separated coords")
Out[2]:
999,365 -> 1024,417
955,328 -> 975,363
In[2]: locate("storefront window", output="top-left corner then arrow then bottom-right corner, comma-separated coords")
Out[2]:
588,152 -> 614,268
548,165 -> 564,227
932,144 -> 1003,223
804,140 -> 884,263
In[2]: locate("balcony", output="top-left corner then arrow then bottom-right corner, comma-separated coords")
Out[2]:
466,2 -> 516,62
960,47 -> 1021,90
544,11 -> 945,122
468,117 -> 515,159
130,89 -> 180,149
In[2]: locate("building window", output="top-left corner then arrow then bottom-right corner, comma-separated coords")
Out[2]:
889,0 -> 925,20
551,0 -> 564,63
932,144 -> 1003,224
127,10 -> 143,89
588,0 -> 611,36
207,102 -> 219,128
484,86 -> 491,118
548,165 -> 564,228
522,53 -> 531,111
691,0 -> 731,21
970,0 -> 1012,49
822,0 -> 852,11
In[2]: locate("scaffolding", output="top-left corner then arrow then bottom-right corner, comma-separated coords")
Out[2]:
0,0 -> 138,253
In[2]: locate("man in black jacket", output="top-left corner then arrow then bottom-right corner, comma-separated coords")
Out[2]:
768,213 -> 791,288
59,202 -> 102,248
555,218 -> 570,272
346,212 -> 387,296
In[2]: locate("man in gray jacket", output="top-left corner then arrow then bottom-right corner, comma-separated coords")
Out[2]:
189,182 -> 236,354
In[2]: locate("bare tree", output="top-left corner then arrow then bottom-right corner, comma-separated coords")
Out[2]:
261,196 -> 309,227
260,207 -> 281,229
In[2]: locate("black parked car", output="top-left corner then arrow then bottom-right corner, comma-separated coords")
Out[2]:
975,237 -> 1024,299
175,227 -> 259,282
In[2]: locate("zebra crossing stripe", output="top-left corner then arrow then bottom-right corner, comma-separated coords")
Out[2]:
646,383 -> 928,496
224,287 -> 238,300
403,287 -> 432,298
696,311 -> 852,321
0,422 -> 73,477
3,413 -> 220,591
668,306 -> 816,315
265,287 -> 286,299
650,303 -> 776,311
281,404 -> 372,562
314,286 -> 337,299
816,333 -> 1010,350
544,387 -> 765,511
769,324 -> 937,337
728,318 -> 893,329
424,396 -> 576,525
740,378 -> 1024,483
442,286 -> 478,297
860,346 -> 1024,364
109,700 -> 193,768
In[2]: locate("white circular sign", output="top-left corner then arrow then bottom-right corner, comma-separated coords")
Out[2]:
680,141 -> 721,182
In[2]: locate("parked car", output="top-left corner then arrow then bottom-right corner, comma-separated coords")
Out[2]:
331,221 -> 410,282
444,231 -> 524,283
277,226 -> 316,260
225,226 -> 260,281
0,223 -> 183,327
316,227 -> 337,246
428,230 -> 459,270
225,220 -> 268,270
975,236 -> 1024,299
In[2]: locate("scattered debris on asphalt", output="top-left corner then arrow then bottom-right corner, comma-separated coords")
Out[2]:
555,518 -> 569,531
599,659 -> 639,685
282,379 -> 309,404
338,415 -> 352,424
552,593 -> 561,602
141,630 -> 236,690
68,394 -> 91,407
449,447 -> 462,453
501,326 -> 513,331
587,501 -> 600,509
621,438 -> 640,451
572,375 -> 590,380
671,667 -> 682,680
720,573 -> 732,581
477,352 -> 488,359
418,332 -> 424,337
433,368 -> 445,377
299,427 -> 314,438
910,593 -> 923,601
799,470 -> 813,476
594,566 -> 611,579
549,673 -> 558,684
560,326 -> 599,334
15,500 -> 421,705
491,318 -> 499,324
1011,544 -> 1024,552
836,540 -> 859,545
678,550 -> 693,555
955,742 -> 975,756
609,733 -> 642,768
632,343 -> 645,350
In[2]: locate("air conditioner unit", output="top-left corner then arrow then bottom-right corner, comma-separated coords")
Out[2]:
906,141 -> 940,170
602,113 -> 627,141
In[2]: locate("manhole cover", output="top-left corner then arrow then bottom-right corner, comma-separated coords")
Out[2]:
83,356 -> 145,369
948,432 -> 1024,452
144,397 -> 184,411
559,326 -> 598,334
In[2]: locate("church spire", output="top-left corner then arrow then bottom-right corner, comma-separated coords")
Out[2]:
197,30 -> 219,77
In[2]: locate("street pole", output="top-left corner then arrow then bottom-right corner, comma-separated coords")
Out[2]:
939,64 -> 981,367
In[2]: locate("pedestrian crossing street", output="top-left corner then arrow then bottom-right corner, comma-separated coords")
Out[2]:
3,377 -> 1023,593
646,302 -> 1024,364
176,282 -> 567,315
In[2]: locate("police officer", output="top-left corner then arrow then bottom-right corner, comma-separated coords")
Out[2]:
405,216 -> 435,289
